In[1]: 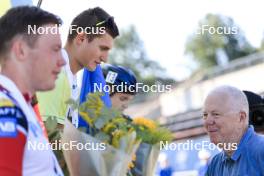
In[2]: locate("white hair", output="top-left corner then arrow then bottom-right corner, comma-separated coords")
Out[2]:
209,85 -> 249,124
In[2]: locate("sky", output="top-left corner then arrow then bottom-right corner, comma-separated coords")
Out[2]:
35,0 -> 264,80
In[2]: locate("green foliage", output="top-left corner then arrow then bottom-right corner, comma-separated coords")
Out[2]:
134,126 -> 173,145
185,13 -> 256,68
44,117 -> 69,176
260,38 -> 264,51
108,25 -> 174,85
132,117 -> 173,145
68,92 -> 139,152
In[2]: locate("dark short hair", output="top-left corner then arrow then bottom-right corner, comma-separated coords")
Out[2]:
0,6 -> 62,58
67,7 -> 119,43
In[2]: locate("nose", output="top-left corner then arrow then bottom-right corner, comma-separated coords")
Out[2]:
100,57 -> 107,63
204,114 -> 215,126
100,51 -> 109,63
57,54 -> 66,67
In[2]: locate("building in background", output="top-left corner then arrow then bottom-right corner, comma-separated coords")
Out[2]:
125,52 -> 264,176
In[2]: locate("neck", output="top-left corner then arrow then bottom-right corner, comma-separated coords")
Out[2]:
225,150 -> 234,157
1,64 -> 33,97
64,44 -> 81,75
224,127 -> 247,157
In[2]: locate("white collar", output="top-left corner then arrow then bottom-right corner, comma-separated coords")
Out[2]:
61,48 -> 70,65
0,74 -> 38,123
61,48 -> 77,85
0,74 -> 24,101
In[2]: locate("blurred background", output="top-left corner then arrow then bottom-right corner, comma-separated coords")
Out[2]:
1,0 -> 264,175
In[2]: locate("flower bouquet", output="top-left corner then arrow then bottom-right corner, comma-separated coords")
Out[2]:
44,117 -> 69,175
129,117 -> 173,176
61,93 -> 140,176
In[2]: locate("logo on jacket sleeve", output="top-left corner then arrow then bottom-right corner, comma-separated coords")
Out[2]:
0,118 -> 17,137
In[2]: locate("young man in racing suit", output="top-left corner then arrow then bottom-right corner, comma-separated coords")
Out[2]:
0,6 -> 65,176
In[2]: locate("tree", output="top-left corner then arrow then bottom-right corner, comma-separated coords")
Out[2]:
260,37 -> 264,51
185,14 -> 256,68
108,25 -> 174,85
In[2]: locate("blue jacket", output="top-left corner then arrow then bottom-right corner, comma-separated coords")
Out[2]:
206,126 -> 264,176
77,66 -> 111,131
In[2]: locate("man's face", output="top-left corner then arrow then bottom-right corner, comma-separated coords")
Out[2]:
27,24 -> 65,91
77,33 -> 113,71
111,93 -> 134,112
203,92 -> 243,145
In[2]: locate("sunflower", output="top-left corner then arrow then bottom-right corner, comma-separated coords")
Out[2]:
133,117 -> 157,131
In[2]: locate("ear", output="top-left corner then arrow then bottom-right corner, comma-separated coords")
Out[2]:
74,32 -> 86,45
11,39 -> 28,61
239,111 -> 247,123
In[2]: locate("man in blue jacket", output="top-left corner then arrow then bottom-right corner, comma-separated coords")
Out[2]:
203,85 -> 264,176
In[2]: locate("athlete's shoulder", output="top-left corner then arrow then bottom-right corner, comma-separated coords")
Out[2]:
0,93 -> 28,138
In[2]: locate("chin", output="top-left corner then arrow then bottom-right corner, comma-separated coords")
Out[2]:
86,64 -> 97,71
91,65 -> 98,71
86,66 -> 96,71
40,84 -> 55,91
210,137 -> 220,145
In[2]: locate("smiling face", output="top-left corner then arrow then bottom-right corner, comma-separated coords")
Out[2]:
203,91 -> 247,146
75,33 -> 113,71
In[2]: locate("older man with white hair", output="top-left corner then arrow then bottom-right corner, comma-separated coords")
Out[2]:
203,85 -> 264,176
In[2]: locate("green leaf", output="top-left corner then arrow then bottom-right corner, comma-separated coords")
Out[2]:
77,127 -> 88,133
86,109 -> 97,119
65,98 -> 79,110
94,117 -> 109,129
94,131 -> 110,142
45,116 -> 58,132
